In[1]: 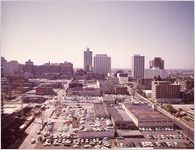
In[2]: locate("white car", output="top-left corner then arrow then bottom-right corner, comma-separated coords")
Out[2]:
31,138 -> 36,144
84,144 -> 91,148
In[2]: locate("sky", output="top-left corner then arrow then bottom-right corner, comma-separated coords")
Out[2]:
1,1 -> 194,69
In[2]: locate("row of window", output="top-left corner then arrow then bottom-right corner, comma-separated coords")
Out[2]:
139,120 -> 172,123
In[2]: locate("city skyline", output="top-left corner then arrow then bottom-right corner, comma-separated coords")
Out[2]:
1,1 -> 194,69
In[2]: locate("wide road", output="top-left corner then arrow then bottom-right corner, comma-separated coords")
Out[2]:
19,117 -> 42,149
19,100 -> 55,149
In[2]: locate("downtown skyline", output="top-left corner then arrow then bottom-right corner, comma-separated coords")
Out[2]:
1,1 -> 194,69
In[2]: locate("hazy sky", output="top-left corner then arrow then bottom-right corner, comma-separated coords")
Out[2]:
1,1 -> 194,69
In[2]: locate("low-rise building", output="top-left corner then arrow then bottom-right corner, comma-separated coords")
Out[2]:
143,90 -> 152,98
38,82 -> 63,89
103,95 -> 116,105
23,95 -> 47,103
67,80 -> 100,96
99,77 -> 119,94
108,105 -> 137,129
94,103 -> 110,119
35,87 -> 55,95
117,73 -> 129,84
114,85 -> 128,95
122,103 -> 173,127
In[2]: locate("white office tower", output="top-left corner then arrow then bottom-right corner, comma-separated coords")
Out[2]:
132,54 -> 145,79
84,48 -> 92,72
94,54 -> 111,75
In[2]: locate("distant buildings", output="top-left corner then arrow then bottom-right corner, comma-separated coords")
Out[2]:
94,54 -> 111,75
151,81 -> 181,103
34,61 -> 74,78
1,57 -> 7,77
67,80 -> 101,96
99,77 -> 119,94
178,79 -> 194,91
144,68 -> 167,79
178,79 -> 194,103
149,57 -> 164,69
23,59 -> 34,78
1,57 -> 74,79
59,61 -> 74,76
3,60 -> 21,76
132,55 -> 145,79
117,72 -> 129,84
84,48 -> 93,72
114,85 -> 129,95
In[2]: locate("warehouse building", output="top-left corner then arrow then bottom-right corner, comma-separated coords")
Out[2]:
107,105 -> 137,129
94,103 -> 110,119
122,103 -> 173,127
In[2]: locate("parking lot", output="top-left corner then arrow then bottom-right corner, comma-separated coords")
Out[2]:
31,98 -> 115,149
117,128 -> 194,149
22,87 -> 194,149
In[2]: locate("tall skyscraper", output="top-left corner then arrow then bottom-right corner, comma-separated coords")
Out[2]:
94,54 -> 111,75
149,57 -> 164,69
132,54 -> 145,79
84,48 -> 92,72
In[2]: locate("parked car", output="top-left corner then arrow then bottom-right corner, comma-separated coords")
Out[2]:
31,138 -> 36,144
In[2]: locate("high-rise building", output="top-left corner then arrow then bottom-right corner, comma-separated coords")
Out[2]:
149,57 -> 164,69
94,54 -> 111,75
132,55 -> 145,79
84,48 -> 92,72
151,81 -> 181,103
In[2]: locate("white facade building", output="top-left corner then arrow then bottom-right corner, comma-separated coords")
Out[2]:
144,69 -> 167,79
132,55 -> 145,79
94,54 -> 111,75
84,48 -> 92,72
117,73 -> 129,84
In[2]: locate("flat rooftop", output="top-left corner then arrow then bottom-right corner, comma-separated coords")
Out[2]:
116,129 -> 143,137
83,82 -> 99,89
108,105 -> 133,122
123,103 -> 171,121
94,103 -> 110,117
3,103 -> 29,115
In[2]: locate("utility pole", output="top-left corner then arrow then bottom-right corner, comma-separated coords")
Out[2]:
20,78 -> 24,118
1,94 -> 4,114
